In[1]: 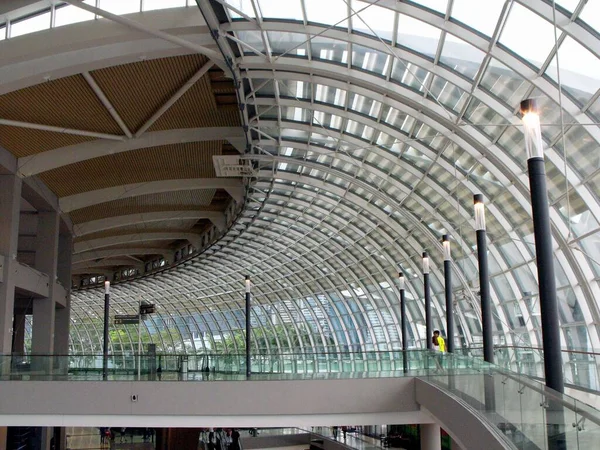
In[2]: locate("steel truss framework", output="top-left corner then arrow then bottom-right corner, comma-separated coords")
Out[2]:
4,1 -> 597,388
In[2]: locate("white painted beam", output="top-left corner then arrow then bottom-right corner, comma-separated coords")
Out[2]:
82,71 -> 132,138
72,258 -> 146,270
14,262 -> 49,297
73,232 -> 202,254
17,127 -> 245,177
72,248 -> 171,264
0,119 -> 124,141
63,0 -> 223,62
135,61 -> 214,137
73,211 -> 226,236
59,178 -> 243,212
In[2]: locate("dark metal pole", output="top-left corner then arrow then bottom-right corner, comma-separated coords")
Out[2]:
529,163 -> 564,392
103,281 -> 110,381
399,273 -> 408,373
245,276 -> 251,378
521,99 -> 564,394
474,195 -> 494,364
423,252 -> 432,350
443,235 -> 454,354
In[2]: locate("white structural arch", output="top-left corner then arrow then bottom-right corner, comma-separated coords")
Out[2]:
2,0 -> 600,391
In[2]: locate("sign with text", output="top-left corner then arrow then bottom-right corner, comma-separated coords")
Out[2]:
114,314 -> 139,325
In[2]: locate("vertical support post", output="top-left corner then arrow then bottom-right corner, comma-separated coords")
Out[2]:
138,297 -> 142,381
0,175 -> 22,356
474,195 -> 494,364
103,281 -> 110,381
521,99 -> 565,450
420,424 -> 441,450
55,232 -> 73,379
245,276 -> 251,378
399,273 -> 408,373
442,235 -> 454,354
521,99 -> 564,394
423,252 -> 432,350
32,210 -> 60,377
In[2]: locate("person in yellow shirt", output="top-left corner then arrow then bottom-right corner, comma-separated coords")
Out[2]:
432,330 -> 446,372
433,330 -> 446,352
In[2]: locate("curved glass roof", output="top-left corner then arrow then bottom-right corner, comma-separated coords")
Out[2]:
10,0 -> 593,388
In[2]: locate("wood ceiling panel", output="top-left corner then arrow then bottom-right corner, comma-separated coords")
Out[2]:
148,74 -> 241,131
90,54 -> 209,133
70,190 -> 221,223
0,125 -> 94,157
0,74 -> 122,135
40,141 -> 223,197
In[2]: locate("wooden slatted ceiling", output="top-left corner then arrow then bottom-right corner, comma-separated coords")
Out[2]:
69,189 -> 222,223
0,74 -> 122,135
74,220 -> 210,243
0,126 -> 94,157
148,70 -> 240,131
39,141 -> 223,197
91,54 -> 213,133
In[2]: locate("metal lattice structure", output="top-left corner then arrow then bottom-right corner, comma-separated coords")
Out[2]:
1,0 -> 600,389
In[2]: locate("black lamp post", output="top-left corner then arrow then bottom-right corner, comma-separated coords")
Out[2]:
245,275 -> 251,378
442,235 -> 454,354
423,252 -> 432,350
521,99 -> 564,394
103,280 -> 110,381
399,272 -> 408,373
474,194 -> 494,364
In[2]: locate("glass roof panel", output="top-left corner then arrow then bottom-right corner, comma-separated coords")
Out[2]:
258,0 -> 303,20
98,0 -> 140,15
352,1 -> 396,41
413,0 -> 448,14
545,35 -> 600,105
10,11 -> 50,38
304,0 -> 349,27
351,45 -> 391,76
440,33 -> 486,79
450,0 -> 505,37
236,30 -> 266,53
311,36 -> 348,64
55,1 -> 96,27
267,31 -> 308,56
226,0 -> 256,19
499,2 -> 556,68
144,0 -> 187,11
481,58 -> 530,108
396,13 -> 441,58
579,0 -> 600,33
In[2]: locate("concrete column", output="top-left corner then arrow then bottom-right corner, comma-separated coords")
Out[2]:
31,210 -> 60,356
451,436 -> 464,450
12,313 -> 26,354
0,174 -> 22,355
421,424 -> 441,450
54,233 -> 73,356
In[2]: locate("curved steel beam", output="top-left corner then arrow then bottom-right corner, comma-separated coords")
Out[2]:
18,127 -> 244,177
74,210 -> 227,236
59,178 -> 244,212
73,232 -> 202,254
72,247 -> 173,264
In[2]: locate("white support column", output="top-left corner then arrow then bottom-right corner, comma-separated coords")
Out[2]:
0,174 -> 22,355
421,424 -> 441,450
31,211 -> 60,356
54,232 -> 73,357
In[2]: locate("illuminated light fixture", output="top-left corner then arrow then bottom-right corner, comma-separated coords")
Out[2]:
473,194 -> 493,364
442,235 -> 454,353
520,98 -> 563,394
422,252 -> 432,349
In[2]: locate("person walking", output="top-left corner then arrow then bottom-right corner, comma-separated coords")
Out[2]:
432,330 -> 446,371
230,428 -> 242,450
332,426 -> 338,439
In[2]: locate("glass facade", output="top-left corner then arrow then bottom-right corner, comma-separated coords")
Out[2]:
4,1 -> 600,389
